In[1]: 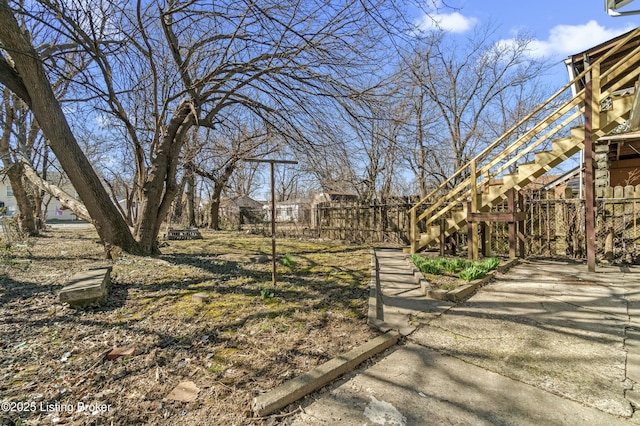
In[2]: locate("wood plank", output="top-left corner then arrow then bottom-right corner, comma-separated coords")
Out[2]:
467,212 -> 527,222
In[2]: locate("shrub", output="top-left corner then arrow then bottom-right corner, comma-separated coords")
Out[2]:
260,288 -> 275,299
412,255 -> 500,281
443,257 -> 469,273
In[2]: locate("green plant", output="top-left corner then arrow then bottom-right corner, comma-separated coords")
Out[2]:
479,257 -> 500,272
459,265 -> 486,282
260,288 -> 275,300
410,255 -> 441,275
441,257 -> 470,274
0,238 -> 14,265
282,253 -> 295,268
409,254 -> 424,269
451,258 -> 470,271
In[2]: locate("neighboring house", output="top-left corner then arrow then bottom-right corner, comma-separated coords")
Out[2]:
219,195 -> 264,225
264,199 -> 311,223
594,130 -> 640,189
0,178 -> 78,221
540,167 -> 582,197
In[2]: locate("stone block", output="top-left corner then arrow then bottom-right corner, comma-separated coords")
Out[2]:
191,293 -> 210,303
594,143 -> 610,153
165,228 -> 202,240
427,288 -> 449,300
166,381 -> 199,402
59,267 -> 111,308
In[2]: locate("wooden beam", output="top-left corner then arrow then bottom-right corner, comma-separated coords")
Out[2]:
585,66 -> 598,273
467,212 -> 527,222
439,218 -> 446,256
518,192 -> 525,258
470,160 -> 479,260
508,189 -> 517,258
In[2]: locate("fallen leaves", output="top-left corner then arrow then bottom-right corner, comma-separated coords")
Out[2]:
0,228 -> 377,425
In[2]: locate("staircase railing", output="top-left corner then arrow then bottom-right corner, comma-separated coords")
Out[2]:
409,27 -> 640,253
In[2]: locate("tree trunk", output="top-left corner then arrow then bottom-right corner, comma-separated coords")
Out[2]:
0,91 -> 37,235
209,197 -> 222,231
5,163 -> 37,235
0,2 -> 141,254
21,161 -> 92,222
134,103 -> 193,253
208,164 -> 236,231
209,179 -> 227,231
185,168 -> 196,227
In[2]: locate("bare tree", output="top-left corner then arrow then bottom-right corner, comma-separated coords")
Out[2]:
0,90 -> 38,234
399,24 -> 552,190
189,122 -> 277,230
0,1 -> 140,254
0,0 -> 399,254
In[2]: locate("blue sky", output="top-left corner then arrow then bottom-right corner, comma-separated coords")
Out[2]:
413,1 -> 640,81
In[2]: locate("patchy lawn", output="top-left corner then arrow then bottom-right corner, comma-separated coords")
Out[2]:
0,227 -> 378,425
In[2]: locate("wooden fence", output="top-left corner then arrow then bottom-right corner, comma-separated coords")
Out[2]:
226,202 -> 412,245
222,187 -> 640,263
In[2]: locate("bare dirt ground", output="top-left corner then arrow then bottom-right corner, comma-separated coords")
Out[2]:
0,227 -> 378,425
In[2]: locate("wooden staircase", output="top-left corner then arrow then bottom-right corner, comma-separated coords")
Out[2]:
408,27 -> 640,255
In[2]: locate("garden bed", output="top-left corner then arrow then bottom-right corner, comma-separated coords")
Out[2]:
410,255 -> 516,302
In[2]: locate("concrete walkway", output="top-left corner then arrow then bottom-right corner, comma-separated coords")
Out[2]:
291,251 -> 640,425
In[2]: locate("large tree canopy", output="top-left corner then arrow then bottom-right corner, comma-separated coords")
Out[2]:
0,0 -> 399,254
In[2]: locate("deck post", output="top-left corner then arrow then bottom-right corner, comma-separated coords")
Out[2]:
439,218 -> 446,256
518,192 -> 525,258
584,62 -> 599,272
470,159 -> 479,260
508,189 -> 517,258
410,208 -> 417,254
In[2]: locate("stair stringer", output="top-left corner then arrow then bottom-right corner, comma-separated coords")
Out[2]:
415,129 -> 586,250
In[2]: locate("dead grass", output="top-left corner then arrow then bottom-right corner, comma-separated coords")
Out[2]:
0,227 -> 378,425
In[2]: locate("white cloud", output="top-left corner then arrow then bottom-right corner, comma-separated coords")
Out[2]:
414,2 -> 478,34
416,11 -> 478,33
505,20 -> 636,59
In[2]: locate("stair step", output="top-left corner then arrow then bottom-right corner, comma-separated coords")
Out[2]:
483,185 -> 509,204
534,150 -> 559,166
503,173 -> 519,189
518,161 -> 549,180
570,126 -> 585,140
410,123 -> 592,252
479,192 -> 507,207
551,137 -> 583,155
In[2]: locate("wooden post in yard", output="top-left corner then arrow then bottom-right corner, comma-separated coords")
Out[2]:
410,208 -> 417,253
245,158 -> 298,285
439,218 -> 446,256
